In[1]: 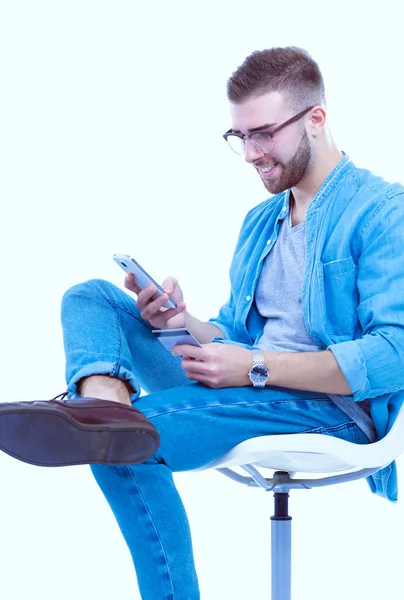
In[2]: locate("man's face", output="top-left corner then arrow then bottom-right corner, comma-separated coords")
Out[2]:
230,92 -> 313,194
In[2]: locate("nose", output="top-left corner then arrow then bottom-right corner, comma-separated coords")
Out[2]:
243,138 -> 265,164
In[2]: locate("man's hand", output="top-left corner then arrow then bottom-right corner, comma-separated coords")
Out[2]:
125,273 -> 187,329
124,273 -> 225,343
172,342 -> 252,388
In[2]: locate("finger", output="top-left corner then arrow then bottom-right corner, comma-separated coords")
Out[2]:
124,273 -> 142,295
141,296 -> 187,323
136,284 -> 164,311
137,283 -> 179,313
161,276 -> 178,294
172,344 -> 204,359
181,357 -> 205,371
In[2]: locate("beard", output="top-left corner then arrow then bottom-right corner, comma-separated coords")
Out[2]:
259,129 -> 313,195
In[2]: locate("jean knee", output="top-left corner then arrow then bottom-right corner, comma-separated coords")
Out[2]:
61,278 -> 122,312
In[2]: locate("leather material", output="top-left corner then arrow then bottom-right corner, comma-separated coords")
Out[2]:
0,396 -> 160,467
4,398 -> 155,427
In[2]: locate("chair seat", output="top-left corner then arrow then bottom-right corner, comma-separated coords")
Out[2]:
201,402 -> 404,600
205,402 -> 404,475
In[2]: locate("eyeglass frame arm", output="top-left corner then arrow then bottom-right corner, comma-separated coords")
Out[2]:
222,105 -> 315,148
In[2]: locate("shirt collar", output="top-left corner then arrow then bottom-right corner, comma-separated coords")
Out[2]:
276,152 -> 352,219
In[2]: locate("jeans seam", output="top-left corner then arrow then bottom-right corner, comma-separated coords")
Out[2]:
127,467 -> 175,600
107,299 -> 153,330
109,309 -> 123,378
146,399 -> 335,419
305,420 -> 356,435
267,399 -> 330,405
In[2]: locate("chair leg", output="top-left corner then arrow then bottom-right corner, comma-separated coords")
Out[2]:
271,492 -> 292,600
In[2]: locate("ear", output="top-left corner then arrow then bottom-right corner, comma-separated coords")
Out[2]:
308,106 -> 326,138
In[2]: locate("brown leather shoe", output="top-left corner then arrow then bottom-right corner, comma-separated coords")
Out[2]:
0,395 -> 160,467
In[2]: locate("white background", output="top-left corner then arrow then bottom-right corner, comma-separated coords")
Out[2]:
1,1 -> 403,599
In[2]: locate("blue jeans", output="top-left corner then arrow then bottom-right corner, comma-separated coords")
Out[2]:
61,279 -> 369,600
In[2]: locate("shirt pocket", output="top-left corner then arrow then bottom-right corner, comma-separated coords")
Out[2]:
317,257 -> 359,335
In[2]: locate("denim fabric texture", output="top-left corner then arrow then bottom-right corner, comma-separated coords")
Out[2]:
209,154 -> 404,502
62,278 -> 369,600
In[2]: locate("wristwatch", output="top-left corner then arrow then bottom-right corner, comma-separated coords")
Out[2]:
248,350 -> 270,388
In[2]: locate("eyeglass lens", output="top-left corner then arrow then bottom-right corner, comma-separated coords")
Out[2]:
226,132 -> 275,155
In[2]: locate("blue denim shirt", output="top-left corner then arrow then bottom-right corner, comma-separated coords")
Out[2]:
209,154 -> 404,502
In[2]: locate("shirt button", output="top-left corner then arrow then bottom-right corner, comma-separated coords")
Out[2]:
282,206 -> 287,212
246,295 -> 251,302
266,239 -> 271,245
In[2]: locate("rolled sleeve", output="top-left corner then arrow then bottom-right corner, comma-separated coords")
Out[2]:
208,292 -> 236,341
328,340 -> 371,400
329,190 -> 404,402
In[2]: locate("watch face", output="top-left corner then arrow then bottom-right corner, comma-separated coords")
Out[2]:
250,364 -> 269,383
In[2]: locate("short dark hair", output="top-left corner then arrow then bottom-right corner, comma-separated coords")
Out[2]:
227,46 -> 326,110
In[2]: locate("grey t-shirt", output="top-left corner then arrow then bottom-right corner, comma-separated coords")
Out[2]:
254,213 -> 376,442
255,217 -> 314,352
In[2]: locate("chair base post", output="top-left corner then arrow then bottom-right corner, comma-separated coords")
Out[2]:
271,491 -> 292,600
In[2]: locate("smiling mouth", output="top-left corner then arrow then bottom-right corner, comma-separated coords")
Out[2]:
257,163 -> 278,176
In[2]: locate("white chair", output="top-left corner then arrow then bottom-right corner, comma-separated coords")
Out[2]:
203,403 -> 404,600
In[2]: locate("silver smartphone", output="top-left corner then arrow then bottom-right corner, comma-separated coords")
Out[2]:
152,328 -> 202,352
113,253 -> 177,310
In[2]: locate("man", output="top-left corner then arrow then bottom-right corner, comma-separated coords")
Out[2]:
1,46 -> 404,599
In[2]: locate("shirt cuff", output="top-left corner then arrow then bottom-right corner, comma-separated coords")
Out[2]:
327,340 -> 371,401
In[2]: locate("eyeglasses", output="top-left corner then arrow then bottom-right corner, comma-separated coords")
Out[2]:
223,106 -> 315,155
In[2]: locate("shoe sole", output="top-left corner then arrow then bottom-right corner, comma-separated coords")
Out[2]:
0,405 -> 160,467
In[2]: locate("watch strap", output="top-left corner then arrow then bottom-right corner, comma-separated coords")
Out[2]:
251,349 -> 265,367
249,350 -> 269,388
